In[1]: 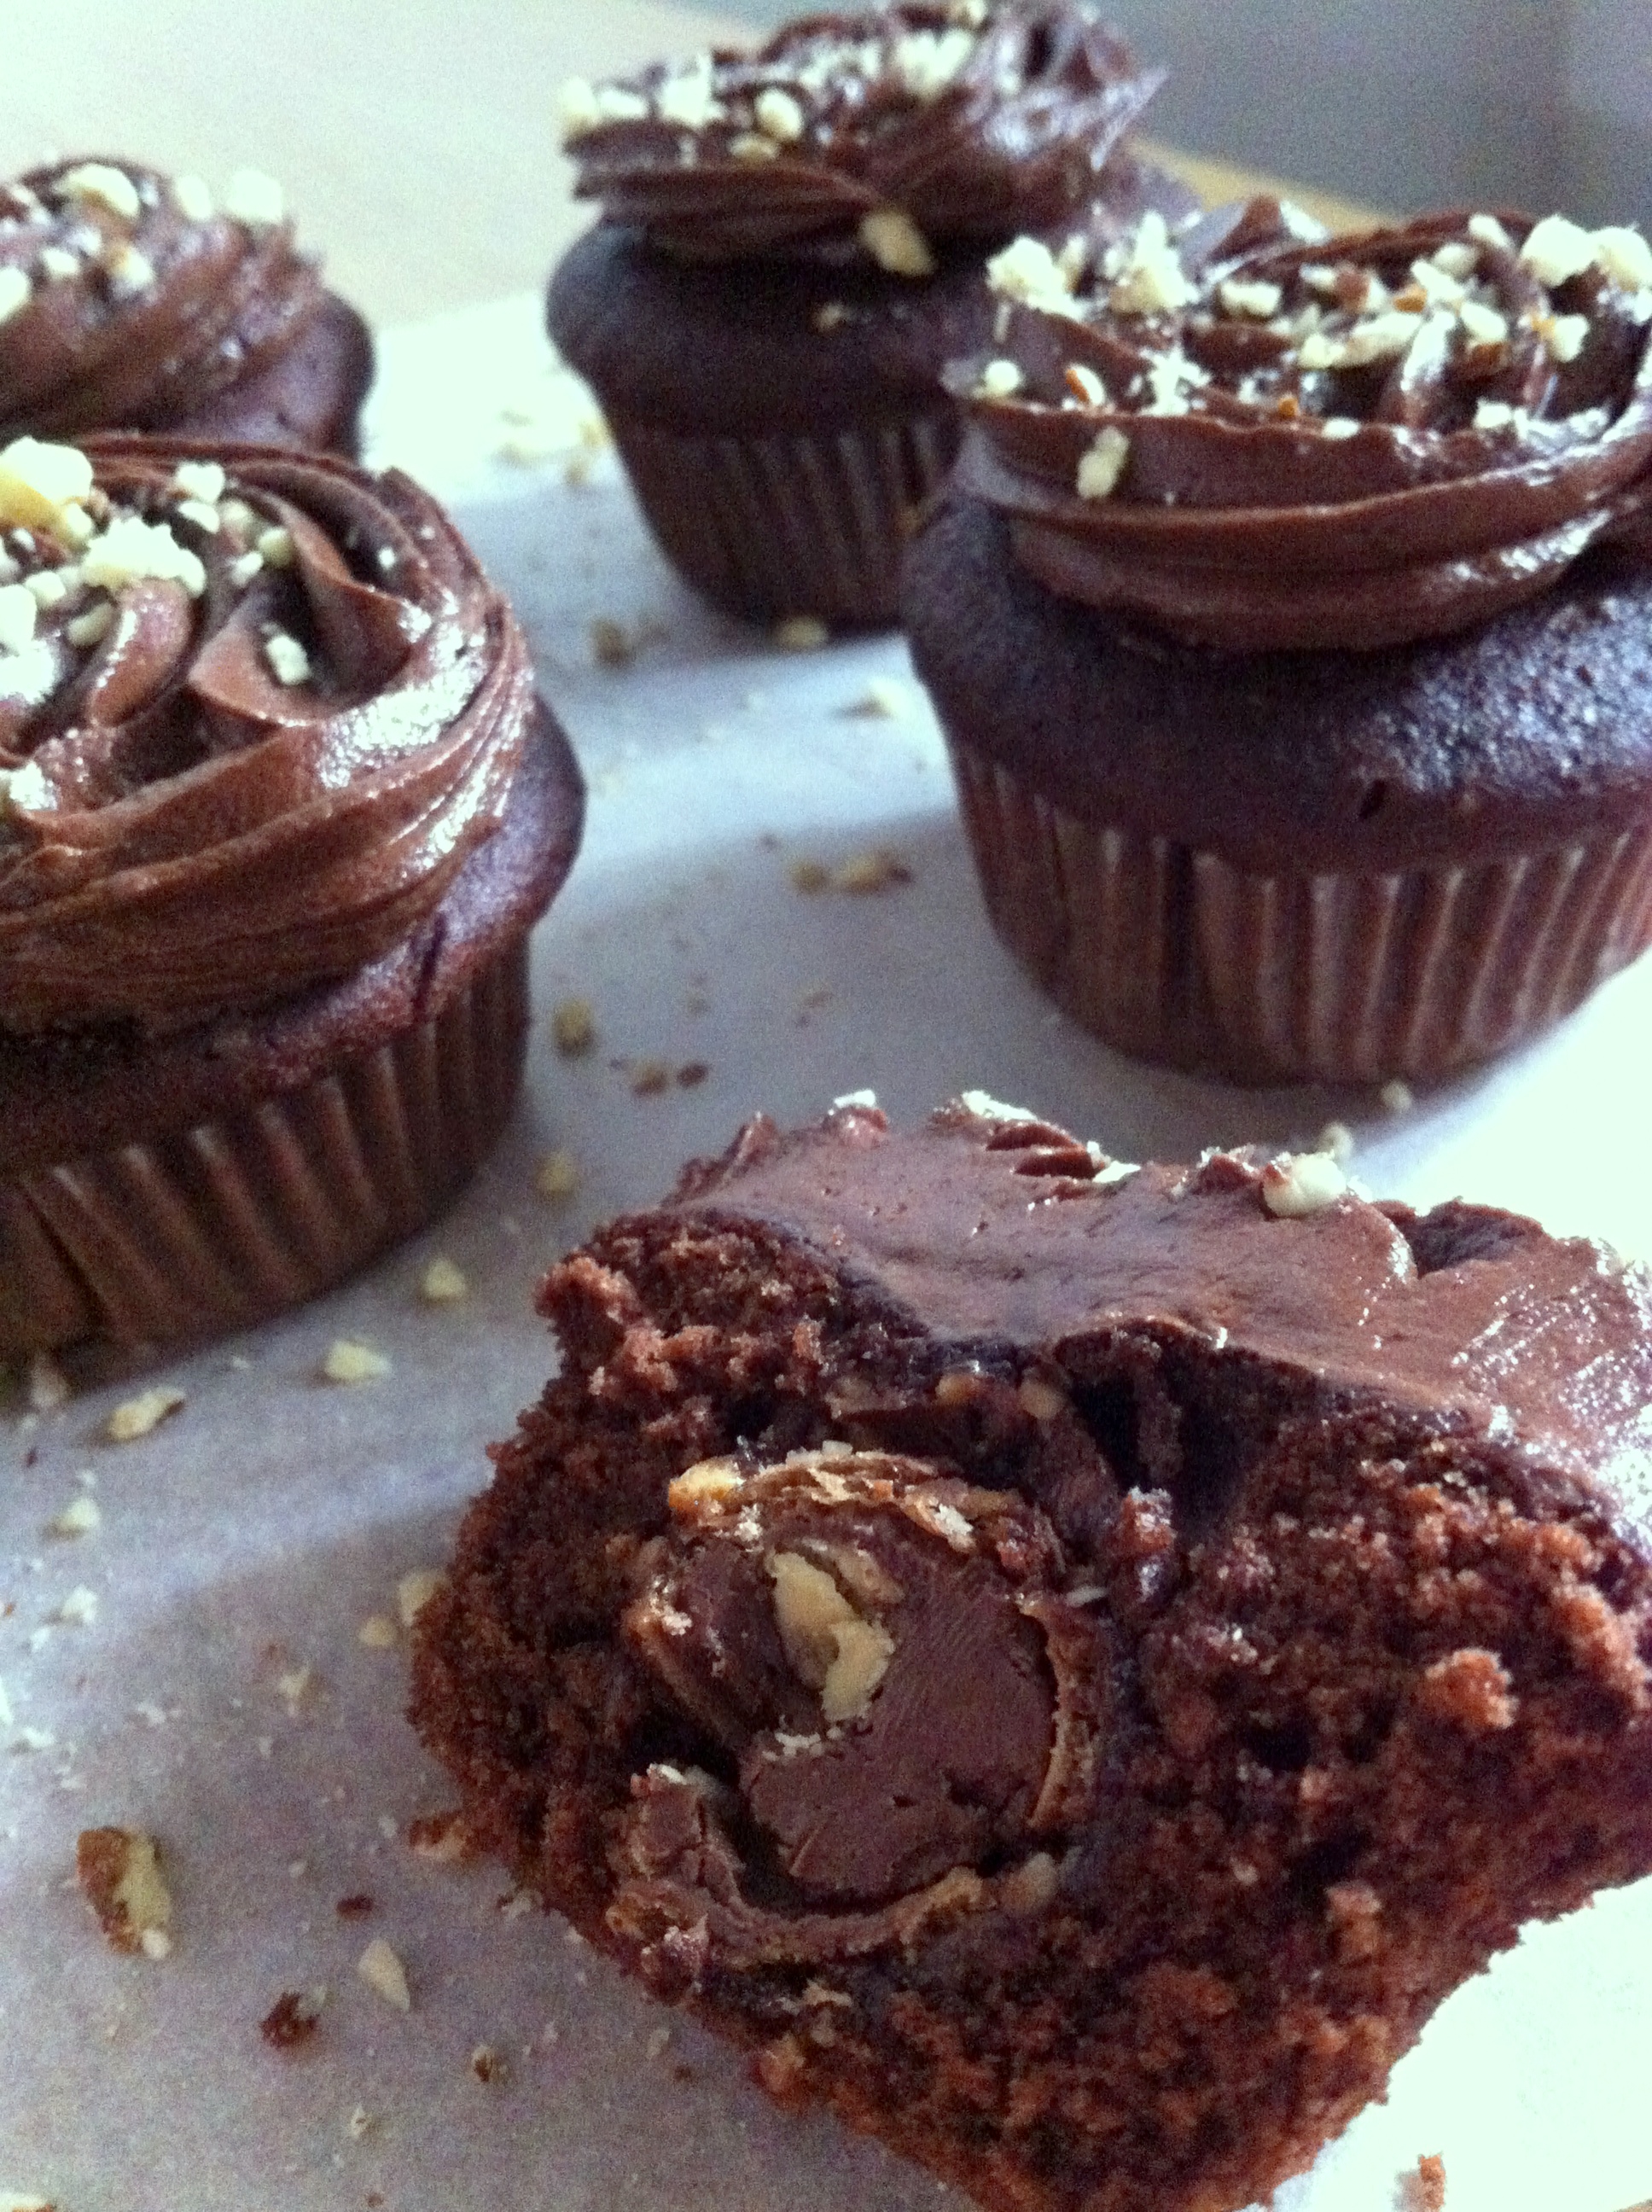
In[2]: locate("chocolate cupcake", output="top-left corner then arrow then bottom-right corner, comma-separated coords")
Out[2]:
905,201 -> 1652,1083
0,160 -> 373,455
412,1094 -> 1652,2212
549,3 -> 1190,626
0,433 -> 583,1359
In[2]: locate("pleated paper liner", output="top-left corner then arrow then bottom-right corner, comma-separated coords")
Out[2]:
608,405 -> 958,626
949,741 -> 1652,1086
0,936 -> 531,1361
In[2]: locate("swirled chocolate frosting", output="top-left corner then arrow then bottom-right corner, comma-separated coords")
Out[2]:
950,200 -> 1652,648
0,160 -> 363,446
0,435 -> 532,1032
558,2 -> 1161,266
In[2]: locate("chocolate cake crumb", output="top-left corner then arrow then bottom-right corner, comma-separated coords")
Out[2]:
261,1988 -> 324,2049
1399,2151 -> 1447,2210
336,1894 -> 375,1918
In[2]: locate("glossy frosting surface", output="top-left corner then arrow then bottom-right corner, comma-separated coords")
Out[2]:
0,437 -> 532,1031
951,200 -> 1652,647
561,3 -> 1160,263
0,160 -> 340,442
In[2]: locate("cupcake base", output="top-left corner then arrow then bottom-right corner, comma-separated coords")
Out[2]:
0,705 -> 585,1359
907,498 -> 1652,1086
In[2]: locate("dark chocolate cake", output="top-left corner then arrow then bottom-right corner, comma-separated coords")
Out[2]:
413,1097 -> 1652,2212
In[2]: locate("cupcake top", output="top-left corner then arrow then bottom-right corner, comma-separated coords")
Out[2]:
557,1 -> 1161,273
949,198 -> 1652,648
0,160 -> 346,442
0,435 -> 532,1032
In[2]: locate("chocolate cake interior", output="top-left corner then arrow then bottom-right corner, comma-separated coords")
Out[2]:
416,1103 -> 1652,2212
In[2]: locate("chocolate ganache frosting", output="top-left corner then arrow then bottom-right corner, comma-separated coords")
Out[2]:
0,161 -> 365,447
558,2 -> 1160,269
950,199 -> 1652,648
0,435 -> 531,1032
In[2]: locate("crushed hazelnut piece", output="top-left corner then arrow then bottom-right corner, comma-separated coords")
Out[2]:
76,1827 -> 173,1956
107,1385 -> 185,1442
55,1586 -> 98,1628
0,268 -> 32,325
858,207 -> 934,278
255,523 -> 294,568
320,1339 -> 391,1384
171,459 -> 226,505
1076,426 -> 1130,500
356,1936 -> 412,2011
50,1495 -> 102,1539
397,1569 -> 446,1630
172,173 -> 214,222
419,1256 -> 468,1304
1316,1120 -> 1355,1164
536,1149 -> 580,1201
56,164 -> 141,221
263,631 -> 311,687
1260,1151 -> 1349,1218
774,614 -> 829,651
1399,2152 -> 1447,2212
975,356 -> 1023,397
986,235 -> 1080,315
1064,361 -> 1106,405
0,436 -> 95,535
768,1551 -> 894,1723
833,847 -> 912,894
357,1614 -> 398,1650
754,86 -> 806,143
1108,210 -> 1195,316
1520,212 -> 1594,288
730,131 -> 781,162
65,602 -> 116,649
551,997 -> 596,1055
26,1351 -> 71,1415
101,240 -> 155,297
1593,224 -> 1652,291
670,1458 -> 745,1512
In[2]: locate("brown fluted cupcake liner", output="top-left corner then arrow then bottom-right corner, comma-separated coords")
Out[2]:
607,406 -> 959,626
949,741 -> 1652,1085
0,938 -> 531,1360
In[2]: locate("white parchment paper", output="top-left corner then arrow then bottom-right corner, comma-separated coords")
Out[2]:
3,295 -> 1651,2212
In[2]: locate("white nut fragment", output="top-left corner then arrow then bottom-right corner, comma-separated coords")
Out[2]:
82,515 -> 206,598
1539,311 -> 1590,364
1218,276 -> 1283,319
1457,298 -> 1509,346
357,1613 -> 398,1650
321,1339 -> 391,1383
0,585 -> 37,655
768,1551 -> 893,1723
858,207 -> 934,278
55,1586 -> 99,1627
172,173 -> 214,223
107,1385 -> 185,1442
1467,212 -> 1514,253
397,1569 -> 446,1630
55,163 -> 142,222
65,602 -> 116,649
51,1495 -> 102,1538
975,357 -> 1023,398
224,168 -> 285,230
891,25 -> 976,99
1064,360 -> 1106,405
753,86 -> 806,143
1075,425 -> 1130,500
255,524 -> 294,569
656,59 -> 724,130
263,631 -> 311,686
986,235 -> 1080,316
0,436 -> 95,534
1260,1151 -> 1349,1219
101,240 -> 155,297
1018,1374 -> 1067,1423
171,459 -> 227,506
1108,210 -> 1195,317
356,1936 -> 411,2012
76,1826 -> 173,1956
1519,212 -> 1595,288
1592,224 -> 1652,292
419,1255 -> 468,1304
0,267 -> 32,325
38,244 -> 81,282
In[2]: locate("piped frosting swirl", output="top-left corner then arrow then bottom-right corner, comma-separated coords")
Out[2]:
0,159 -> 352,445
558,2 -> 1161,268
0,435 -> 532,1032
950,198 -> 1652,649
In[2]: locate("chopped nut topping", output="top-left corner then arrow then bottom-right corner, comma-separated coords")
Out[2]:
858,207 -> 934,278
223,168 -> 285,230
255,523 -> 295,568
753,86 -> 806,143
811,300 -> 850,331
1064,361 -> 1107,405
656,57 -> 724,130
82,514 -> 205,598
76,1827 -> 173,1956
767,1551 -> 894,1723
536,1148 -> 580,1201
0,267 -> 32,324
1260,1151 -> 1349,1219
356,1936 -> 411,2011
1519,212 -> 1594,288
1076,425 -> 1131,500
975,356 -> 1024,398
1593,224 -> 1652,292
419,1255 -> 468,1304
0,584 -> 36,655
1468,212 -> 1514,252
107,1385 -> 185,1442
263,631 -> 311,687
0,436 -> 95,535
38,244 -> 80,282
986,234 -> 1080,315
172,173 -> 214,223
1316,1120 -> 1356,1165
1380,1078 -> 1416,1115
669,1458 -> 746,1513
320,1340 -> 391,1384
397,1569 -> 446,1629
1219,276 -> 1283,319
101,239 -> 155,298
730,132 -> 781,162
65,602 -> 116,649
171,459 -> 227,506
1457,297 -> 1509,346
55,164 -> 141,221
551,996 -> 596,1054
1108,210 -> 1195,317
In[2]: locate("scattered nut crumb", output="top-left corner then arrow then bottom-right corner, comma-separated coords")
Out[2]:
50,1496 -> 101,1539
276,1664 -> 317,1714
551,997 -> 596,1055
536,1149 -> 580,1201
321,1340 -> 391,1384
357,1615 -> 398,1650
834,847 -> 913,894
646,2025 -> 672,2060
756,2030 -> 808,2098
1380,1078 -> 1416,1115
106,1385 -> 185,1442
356,1936 -> 411,2012
1398,2152 -> 1446,2211
335,1893 -> 375,1918
0,2193 -> 55,2211
773,615 -> 829,652
55,1586 -> 98,1628
629,1059 -> 671,1097
1260,1152 -> 1348,1219
788,859 -> 833,894
419,1255 -> 468,1304
13,1726 -> 55,1754
397,1569 -> 446,1630
1316,1120 -> 1356,1164
26,1352 -> 70,1415
76,1828 -> 172,1957
260,1987 -> 325,2048
407,1809 -> 474,1863
469,2042 -> 505,2083
346,2105 -> 376,2139
842,677 -> 914,719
